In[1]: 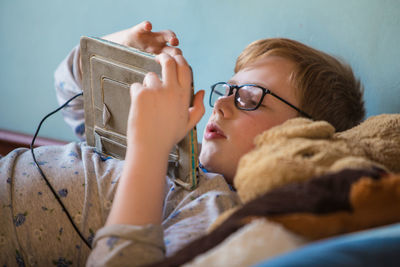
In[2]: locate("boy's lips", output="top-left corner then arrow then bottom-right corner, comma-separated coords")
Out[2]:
204,122 -> 227,140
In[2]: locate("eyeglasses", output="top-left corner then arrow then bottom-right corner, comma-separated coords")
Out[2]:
209,82 -> 312,119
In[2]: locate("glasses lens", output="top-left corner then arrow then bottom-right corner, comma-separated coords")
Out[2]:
236,85 -> 263,109
210,83 -> 230,107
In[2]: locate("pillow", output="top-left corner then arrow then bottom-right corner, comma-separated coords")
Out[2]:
254,222 -> 400,267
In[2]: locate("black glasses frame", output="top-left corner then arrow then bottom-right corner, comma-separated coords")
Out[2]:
210,82 -> 312,119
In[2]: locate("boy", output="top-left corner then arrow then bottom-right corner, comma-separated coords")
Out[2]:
1,21 -> 364,266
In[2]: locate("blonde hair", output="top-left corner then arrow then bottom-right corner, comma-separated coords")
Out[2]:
235,38 -> 365,131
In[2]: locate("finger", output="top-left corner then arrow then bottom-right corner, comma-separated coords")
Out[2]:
156,53 -> 177,86
161,46 -> 182,56
157,30 -> 179,46
173,54 -> 191,88
142,72 -> 161,88
187,90 -> 206,131
169,36 -> 179,46
144,21 -> 152,31
135,20 -> 152,33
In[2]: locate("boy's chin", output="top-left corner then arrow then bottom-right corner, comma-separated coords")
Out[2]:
199,153 -> 235,184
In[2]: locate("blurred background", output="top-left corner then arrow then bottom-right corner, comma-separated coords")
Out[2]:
1,0 -> 399,142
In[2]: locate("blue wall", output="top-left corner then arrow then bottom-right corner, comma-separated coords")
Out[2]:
1,0 -> 399,142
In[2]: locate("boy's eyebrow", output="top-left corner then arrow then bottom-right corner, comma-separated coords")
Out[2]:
228,79 -> 271,90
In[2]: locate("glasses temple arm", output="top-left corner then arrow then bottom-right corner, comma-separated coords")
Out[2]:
269,92 -> 313,119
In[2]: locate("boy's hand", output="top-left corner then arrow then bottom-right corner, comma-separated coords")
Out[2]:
102,21 -> 182,56
127,53 -> 205,156
107,53 -> 202,227
78,21 -> 181,86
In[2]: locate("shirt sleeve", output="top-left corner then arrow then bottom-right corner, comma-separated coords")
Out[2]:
54,45 -> 86,140
86,224 -> 166,267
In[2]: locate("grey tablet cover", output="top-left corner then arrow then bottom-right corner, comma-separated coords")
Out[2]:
80,36 -> 198,190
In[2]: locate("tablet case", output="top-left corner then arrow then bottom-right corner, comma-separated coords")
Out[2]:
80,36 -> 198,190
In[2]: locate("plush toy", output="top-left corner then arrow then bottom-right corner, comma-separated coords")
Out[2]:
235,114 -> 400,203
151,114 -> 400,267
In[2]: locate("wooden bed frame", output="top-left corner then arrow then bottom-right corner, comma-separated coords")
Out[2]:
0,129 -> 68,156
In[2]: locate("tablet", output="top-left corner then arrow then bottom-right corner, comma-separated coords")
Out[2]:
80,36 -> 198,190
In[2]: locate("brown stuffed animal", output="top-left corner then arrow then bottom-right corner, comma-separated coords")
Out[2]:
235,114 -> 400,203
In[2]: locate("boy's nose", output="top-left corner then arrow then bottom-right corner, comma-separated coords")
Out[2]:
213,94 -> 236,118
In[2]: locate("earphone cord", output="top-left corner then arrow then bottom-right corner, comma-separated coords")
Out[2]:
30,92 -> 92,249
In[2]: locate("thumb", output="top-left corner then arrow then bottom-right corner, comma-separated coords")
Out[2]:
186,90 -> 205,131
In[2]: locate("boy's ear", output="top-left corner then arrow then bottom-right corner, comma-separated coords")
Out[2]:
254,118 -> 335,146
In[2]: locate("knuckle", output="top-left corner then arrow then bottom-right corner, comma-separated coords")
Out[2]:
163,56 -> 175,67
174,55 -> 188,68
173,48 -> 182,55
130,82 -> 141,90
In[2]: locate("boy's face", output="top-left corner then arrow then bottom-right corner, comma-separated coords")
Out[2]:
199,56 -> 299,184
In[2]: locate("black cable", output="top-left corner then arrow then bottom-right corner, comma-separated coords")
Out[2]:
30,92 -> 92,249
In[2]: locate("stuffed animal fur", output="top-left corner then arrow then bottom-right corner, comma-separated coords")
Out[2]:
235,114 -> 400,203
